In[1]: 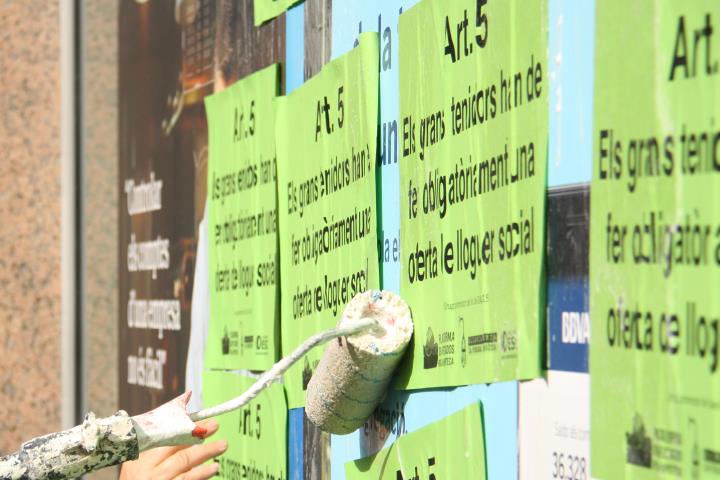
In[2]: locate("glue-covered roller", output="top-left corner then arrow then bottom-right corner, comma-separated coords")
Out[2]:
306,290 -> 413,435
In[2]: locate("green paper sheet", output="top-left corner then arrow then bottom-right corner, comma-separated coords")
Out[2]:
591,2 -> 720,479
254,0 -> 302,26
205,64 -> 280,371
345,402 -> 487,479
396,0 -> 548,389
275,33 -> 380,408
202,370 -> 287,480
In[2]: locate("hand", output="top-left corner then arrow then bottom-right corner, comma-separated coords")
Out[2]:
120,419 -> 227,480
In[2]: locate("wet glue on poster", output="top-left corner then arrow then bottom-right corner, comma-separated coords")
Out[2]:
275,33 -> 380,408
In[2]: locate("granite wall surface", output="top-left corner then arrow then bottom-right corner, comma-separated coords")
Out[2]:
82,0 -> 118,420
0,5 -> 120,478
82,0 -> 119,477
0,0 -> 63,455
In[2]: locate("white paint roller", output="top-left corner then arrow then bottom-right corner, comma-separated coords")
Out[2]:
0,290 -> 412,477
305,290 -> 413,434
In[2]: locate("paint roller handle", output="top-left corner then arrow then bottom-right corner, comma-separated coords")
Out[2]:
0,411 -> 139,479
189,317 -> 383,421
0,320 -> 382,478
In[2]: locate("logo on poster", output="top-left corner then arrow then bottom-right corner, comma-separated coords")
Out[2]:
302,357 -> 313,390
561,311 -> 590,344
626,414 -> 652,468
500,330 -> 518,354
423,327 -> 439,369
222,327 -> 230,355
243,334 -> 254,354
256,335 -> 269,353
689,418 -> 700,480
459,317 -> 467,368
220,326 -> 240,356
468,332 -> 497,353
434,330 -> 455,367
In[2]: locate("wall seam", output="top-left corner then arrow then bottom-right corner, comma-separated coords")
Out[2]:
60,0 -> 77,430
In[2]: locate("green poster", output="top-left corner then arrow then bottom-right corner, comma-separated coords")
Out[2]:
275,33 -> 380,408
591,2 -> 720,479
345,402 -> 487,479
396,0 -> 548,389
254,0 -> 302,26
202,370 -> 287,480
205,64 -> 280,371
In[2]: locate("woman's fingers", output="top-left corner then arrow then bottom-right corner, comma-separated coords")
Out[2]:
177,462 -> 221,480
120,419 -> 226,479
192,419 -> 220,439
199,419 -> 220,435
133,446 -> 175,468
156,439 -> 228,478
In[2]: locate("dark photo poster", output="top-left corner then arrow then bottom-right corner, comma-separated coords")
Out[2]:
118,0 -> 214,415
